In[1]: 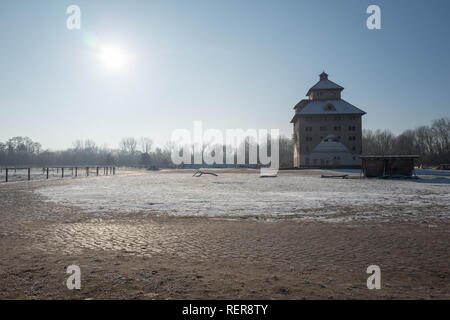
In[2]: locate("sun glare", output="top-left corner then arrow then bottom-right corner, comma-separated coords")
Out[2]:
99,45 -> 128,71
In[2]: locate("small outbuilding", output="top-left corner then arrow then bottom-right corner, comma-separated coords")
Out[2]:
437,164 -> 450,170
360,155 -> 420,178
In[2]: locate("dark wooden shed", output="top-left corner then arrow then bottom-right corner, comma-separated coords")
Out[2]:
360,155 -> 419,178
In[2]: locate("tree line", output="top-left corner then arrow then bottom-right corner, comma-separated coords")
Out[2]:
0,135 -> 294,168
0,137 -> 173,168
362,118 -> 449,166
0,118 -> 448,168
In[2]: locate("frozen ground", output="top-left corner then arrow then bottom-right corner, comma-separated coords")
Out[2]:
36,170 -> 450,223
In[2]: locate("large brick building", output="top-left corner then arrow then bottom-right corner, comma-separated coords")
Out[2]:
290,72 -> 366,167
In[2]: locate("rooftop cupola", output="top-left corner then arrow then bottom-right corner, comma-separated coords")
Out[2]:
306,71 -> 344,100
319,72 -> 328,80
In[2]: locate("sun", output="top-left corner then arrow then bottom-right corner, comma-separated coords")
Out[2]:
98,45 -> 128,71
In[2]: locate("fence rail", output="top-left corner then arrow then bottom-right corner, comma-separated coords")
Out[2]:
0,166 -> 116,182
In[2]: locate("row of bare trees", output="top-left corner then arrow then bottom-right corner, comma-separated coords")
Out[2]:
0,135 -> 293,168
0,118 -> 448,167
362,118 -> 449,165
0,136 -> 174,168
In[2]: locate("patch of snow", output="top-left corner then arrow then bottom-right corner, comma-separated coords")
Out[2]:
37,171 -> 450,223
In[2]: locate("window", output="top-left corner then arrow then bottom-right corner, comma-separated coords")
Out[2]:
334,126 -> 341,131
348,125 -> 356,131
305,127 -> 312,132
348,136 -> 356,141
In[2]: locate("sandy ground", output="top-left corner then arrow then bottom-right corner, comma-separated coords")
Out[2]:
0,169 -> 449,299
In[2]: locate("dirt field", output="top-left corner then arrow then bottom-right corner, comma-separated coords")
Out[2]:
0,169 -> 449,299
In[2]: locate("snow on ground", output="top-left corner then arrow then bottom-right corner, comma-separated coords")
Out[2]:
36,170 -> 450,223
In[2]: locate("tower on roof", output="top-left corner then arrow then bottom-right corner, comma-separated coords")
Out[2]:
306,72 -> 344,100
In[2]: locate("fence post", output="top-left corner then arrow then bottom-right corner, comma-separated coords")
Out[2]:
5,168 -> 8,182
62,167 -> 64,178
75,167 -> 78,177
96,167 -> 99,176
28,168 -> 31,181
86,167 -> 89,176
113,167 -> 115,175
46,168 -> 49,179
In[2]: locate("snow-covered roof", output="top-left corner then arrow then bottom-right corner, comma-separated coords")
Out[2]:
311,135 -> 350,153
290,72 -> 366,123
295,99 -> 366,115
306,79 -> 344,96
293,99 -> 309,110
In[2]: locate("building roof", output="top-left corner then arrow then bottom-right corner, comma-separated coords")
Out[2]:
295,99 -> 366,115
290,72 -> 367,123
360,155 -> 420,159
306,72 -> 344,96
310,135 -> 350,154
306,79 -> 344,95
293,99 -> 309,110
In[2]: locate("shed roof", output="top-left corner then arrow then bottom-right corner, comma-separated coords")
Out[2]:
360,155 -> 420,159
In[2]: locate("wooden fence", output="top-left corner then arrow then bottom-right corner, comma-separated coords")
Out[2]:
0,166 -> 116,182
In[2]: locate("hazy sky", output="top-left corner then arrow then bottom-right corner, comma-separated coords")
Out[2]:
0,0 -> 449,150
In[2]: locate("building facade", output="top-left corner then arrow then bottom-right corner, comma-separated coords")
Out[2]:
290,72 -> 366,167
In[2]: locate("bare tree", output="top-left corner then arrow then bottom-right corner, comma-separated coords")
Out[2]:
139,137 -> 153,154
119,137 -> 138,154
